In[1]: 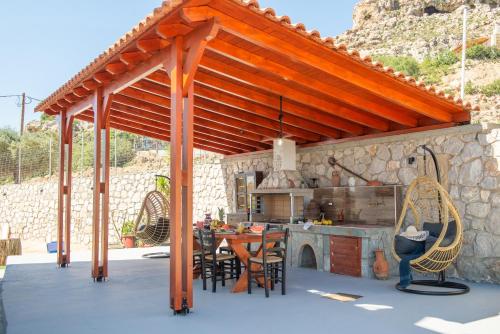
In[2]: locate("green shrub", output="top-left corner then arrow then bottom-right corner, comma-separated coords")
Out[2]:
464,81 -> 478,95
466,45 -> 500,60
0,128 -> 18,183
432,50 -> 459,66
420,51 -> 459,85
156,175 -> 170,199
373,55 -> 421,77
71,130 -> 136,171
121,221 -> 135,236
480,80 -> 500,97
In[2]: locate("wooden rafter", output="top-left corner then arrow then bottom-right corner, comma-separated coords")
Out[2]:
198,54 -> 391,131
182,5 -> 455,122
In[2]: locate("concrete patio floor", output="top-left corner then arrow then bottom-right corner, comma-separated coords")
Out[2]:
1,248 -> 499,334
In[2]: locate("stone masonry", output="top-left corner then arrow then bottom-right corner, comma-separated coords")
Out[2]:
0,161 -> 228,253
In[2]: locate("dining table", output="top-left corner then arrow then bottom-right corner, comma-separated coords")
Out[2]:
194,230 -> 275,293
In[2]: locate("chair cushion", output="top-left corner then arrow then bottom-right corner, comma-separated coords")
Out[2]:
205,254 -> 235,262
249,256 -> 283,264
424,235 -> 454,252
395,235 -> 425,256
423,221 -> 457,238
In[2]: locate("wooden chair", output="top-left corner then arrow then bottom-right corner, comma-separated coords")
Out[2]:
247,227 -> 289,298
197,229 -> 239,293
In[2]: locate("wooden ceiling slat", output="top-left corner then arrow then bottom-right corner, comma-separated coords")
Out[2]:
120,84 -> 305,139
77,110 -> 241,155
110,106 -> 259,152
133,78 -> 327,141
113,95 -> 269,144
146,73 -> 344,138
206,38 -> 419,127
199,54 -> 391,131
191,70 -> 364,135
119,88 -> 281,139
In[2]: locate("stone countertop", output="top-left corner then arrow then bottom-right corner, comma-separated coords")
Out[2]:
288,223 -> 393,238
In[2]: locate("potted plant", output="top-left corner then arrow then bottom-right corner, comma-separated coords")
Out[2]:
121,221 -> 136,248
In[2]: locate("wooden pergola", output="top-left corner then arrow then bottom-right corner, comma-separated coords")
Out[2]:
36,0 -> 474,313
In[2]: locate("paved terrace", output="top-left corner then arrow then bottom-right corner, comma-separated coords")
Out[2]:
1,248 -> 499,334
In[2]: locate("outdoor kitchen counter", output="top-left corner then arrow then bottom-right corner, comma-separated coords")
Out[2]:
286,224 -> 398,278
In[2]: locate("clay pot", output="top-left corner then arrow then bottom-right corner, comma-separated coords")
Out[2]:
373,249 -> 389,280
331,171 -> 341,187
122,235 -> 136,248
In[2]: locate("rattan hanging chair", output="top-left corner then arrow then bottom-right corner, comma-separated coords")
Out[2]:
134,190 -> 170,246
392,175 -> 469,295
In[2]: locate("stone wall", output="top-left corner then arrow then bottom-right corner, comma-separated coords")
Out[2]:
1,123 -> 498,283
0,160 -> 228,253
221,124 -> 500,283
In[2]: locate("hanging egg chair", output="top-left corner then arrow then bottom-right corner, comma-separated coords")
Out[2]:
391,146 -> 469,295
135,190 -> 170,246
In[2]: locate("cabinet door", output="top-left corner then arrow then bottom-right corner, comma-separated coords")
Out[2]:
330,236 -> 361,277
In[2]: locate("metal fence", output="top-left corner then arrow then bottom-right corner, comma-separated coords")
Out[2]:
0,128 -> 219,185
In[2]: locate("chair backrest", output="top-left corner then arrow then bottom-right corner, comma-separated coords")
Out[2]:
197,229 -> 217,257
262,226 -> 288,260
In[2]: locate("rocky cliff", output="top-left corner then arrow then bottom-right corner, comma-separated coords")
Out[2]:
341,0 -> 498,59
337,0 -> 499,123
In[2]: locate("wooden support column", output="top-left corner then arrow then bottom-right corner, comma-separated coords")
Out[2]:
91,88 -> 113,281
57,111 -> 74,267
169,21 -> 217,313
64,116 -> 74,264
169,36 -> 184,312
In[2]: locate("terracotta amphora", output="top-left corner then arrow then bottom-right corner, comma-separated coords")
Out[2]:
373,249 -> 389,280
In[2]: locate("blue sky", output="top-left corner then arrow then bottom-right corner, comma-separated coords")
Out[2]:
0,0 -> 358,131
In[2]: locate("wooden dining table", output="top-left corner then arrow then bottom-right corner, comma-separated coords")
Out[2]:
194,231 -> 274,293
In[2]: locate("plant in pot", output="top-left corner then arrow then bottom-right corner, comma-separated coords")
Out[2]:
121,221 -> 136,248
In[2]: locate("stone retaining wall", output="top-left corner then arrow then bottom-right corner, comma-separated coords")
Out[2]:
0,161 -> 228,253
221,124 -> 500,283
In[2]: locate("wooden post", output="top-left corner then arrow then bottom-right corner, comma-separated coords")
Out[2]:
91,88 -> 111,281
92,89 -> 103,280
57,112 -> 74,267
64,117 -> 74,265
169,36 -> 184,312
182,83 -> 194,309
168,21 -> 219,314
57,112 -> 67,266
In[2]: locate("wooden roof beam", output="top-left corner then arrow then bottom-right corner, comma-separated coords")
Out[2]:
78,110 -> 239,155
105,62 -> 128,75
182,6 -> 454,123
138,77 -> 339,139
119,51 -> 151,66
198,54 -> 390,131
114,91 -> 277,141
191,70 -> 364,135
110,104 -> 266,151
136,38 -> 171,53
147,72 -> 348,137
206,38 -> 418,127
126,82 -> 321,141
110,108 -> 250,152
122,86 -> 280,139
